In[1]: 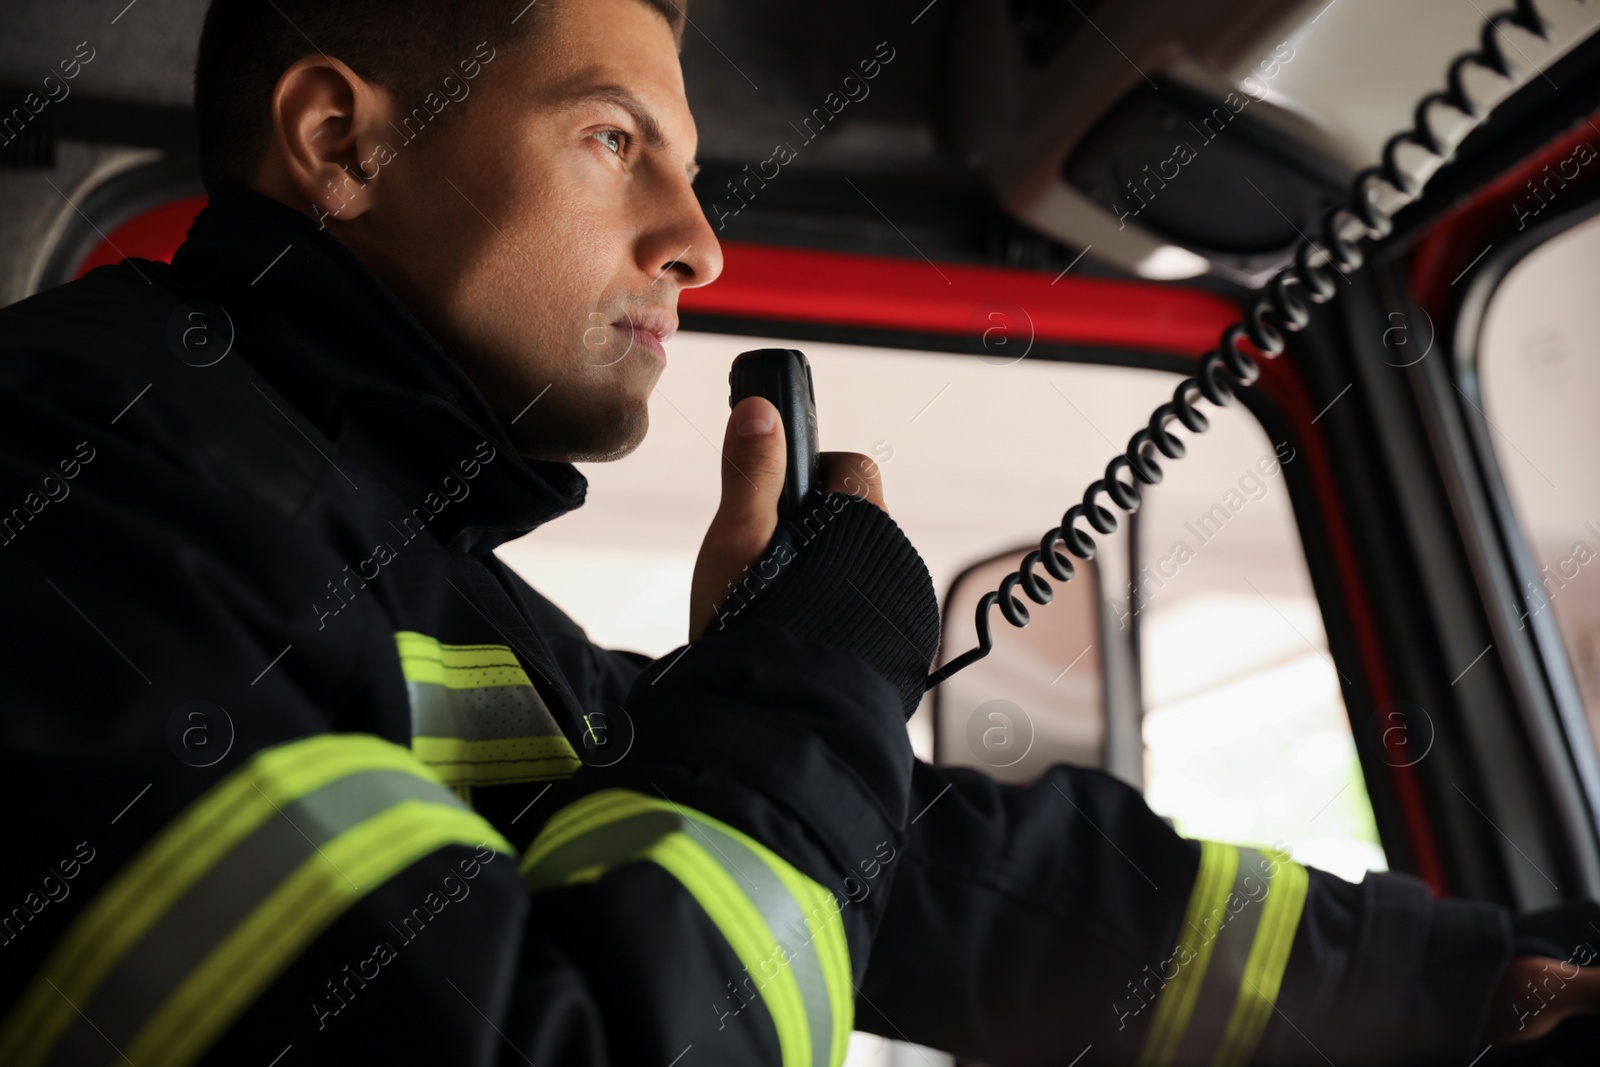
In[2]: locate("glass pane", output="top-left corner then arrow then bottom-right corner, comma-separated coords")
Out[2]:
934,545 -> 1104,784
1132,395 -> 1387,882
1478,212 -> 1600,760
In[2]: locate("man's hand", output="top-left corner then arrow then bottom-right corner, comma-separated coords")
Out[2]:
1484,955 -> 1600,1042
688,395 -> 886,642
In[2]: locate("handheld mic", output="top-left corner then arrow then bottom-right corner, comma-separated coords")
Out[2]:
728,348 -> 820,519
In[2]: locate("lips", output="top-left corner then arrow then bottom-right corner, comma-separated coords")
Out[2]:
612,308 -> 678,360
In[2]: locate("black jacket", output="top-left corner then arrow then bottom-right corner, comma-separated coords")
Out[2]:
0,185 -> 1535,1066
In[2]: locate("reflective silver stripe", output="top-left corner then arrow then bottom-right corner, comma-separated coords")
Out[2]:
524,810 -> 685,889
405,677 -> 564,740
527,806 -> 835,1067
696,814 -> 834,1067
396,632 -> 579,786
1138,844 -> 1309,1067
41,770 -> 464,1067
1168,847 -> 1271,1065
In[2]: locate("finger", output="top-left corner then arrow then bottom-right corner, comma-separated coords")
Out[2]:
819,451 -> 886,512
715,396 -> 787,546
687,396 -> 788,641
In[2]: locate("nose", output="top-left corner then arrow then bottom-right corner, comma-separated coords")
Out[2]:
640,171 -> 724,290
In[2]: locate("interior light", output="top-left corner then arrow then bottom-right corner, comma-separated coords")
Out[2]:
1134,243 -> 1212,280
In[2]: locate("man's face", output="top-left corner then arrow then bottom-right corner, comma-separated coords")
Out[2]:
340,0 -> 721,463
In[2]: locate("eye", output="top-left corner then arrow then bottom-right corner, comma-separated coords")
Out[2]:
592,128 -> 630,156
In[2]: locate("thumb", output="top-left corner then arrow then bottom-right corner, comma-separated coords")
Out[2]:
688,396 -> 788,640
717,395 -> 787,532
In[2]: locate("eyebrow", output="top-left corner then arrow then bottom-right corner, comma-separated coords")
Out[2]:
548,81 -> 701,180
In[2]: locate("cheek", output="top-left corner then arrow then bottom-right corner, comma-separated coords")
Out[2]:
502,184 -> 628,343
390,128 -> 643,405
535,167 -> 629,276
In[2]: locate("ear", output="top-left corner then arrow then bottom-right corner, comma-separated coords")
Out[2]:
266,54 -> 394,229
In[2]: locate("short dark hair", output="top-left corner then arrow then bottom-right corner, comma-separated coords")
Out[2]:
193,0 -> 686,193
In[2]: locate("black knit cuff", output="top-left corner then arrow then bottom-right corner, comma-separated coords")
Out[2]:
706,491 -> 940,718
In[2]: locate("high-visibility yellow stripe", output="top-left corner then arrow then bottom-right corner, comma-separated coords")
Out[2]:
126,802 -> 510,1066
1138,840 -> 1237,1067
412,735 -> 581,782
1214,856 -> 1309,1067
520,788 -> 658,877
649,832 -> 814,1067
523,789 -> 852,1067
762,835 -> 855,1065
0,734 -> 431,1066
396,631 -> 534,688
564,863 -> 608,886
396,631 -> 528,669
396,631 -> 580,787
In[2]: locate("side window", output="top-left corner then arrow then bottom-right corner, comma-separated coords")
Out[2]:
1475,211 -> 1600,760
933,545 -> 1107,784
1132,399 -> 1388,882
504,330 -> 1390,888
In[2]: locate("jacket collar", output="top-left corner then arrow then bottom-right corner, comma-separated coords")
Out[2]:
164,183 -> 588,554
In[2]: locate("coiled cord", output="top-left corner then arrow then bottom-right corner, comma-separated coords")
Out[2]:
926,0 -> 1592,690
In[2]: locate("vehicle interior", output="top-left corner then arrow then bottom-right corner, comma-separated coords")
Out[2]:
7,0 -> 1600,1061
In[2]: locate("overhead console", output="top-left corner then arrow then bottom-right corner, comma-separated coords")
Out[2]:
948,0 -> 1600,282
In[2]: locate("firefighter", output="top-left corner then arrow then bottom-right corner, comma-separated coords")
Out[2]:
0,0 -> 1596,1064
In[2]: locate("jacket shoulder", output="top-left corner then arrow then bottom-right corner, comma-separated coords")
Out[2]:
0,265 -> 333,521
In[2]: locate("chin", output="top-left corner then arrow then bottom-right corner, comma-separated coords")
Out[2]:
517,389 -> 651,464
565,431 -> 645,463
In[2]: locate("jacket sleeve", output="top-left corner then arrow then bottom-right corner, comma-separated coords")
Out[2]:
850,759 -> 1515,1067
505,572 -> 1524,1066
0,345 -> 917,1067
489,492 -> 941,1063
505,618 -> 917,1064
